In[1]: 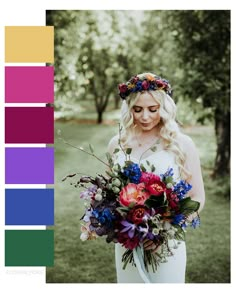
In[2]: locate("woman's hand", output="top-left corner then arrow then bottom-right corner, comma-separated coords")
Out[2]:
143,239 -> 159,253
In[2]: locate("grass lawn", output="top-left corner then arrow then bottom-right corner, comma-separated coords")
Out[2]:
46,122 -> 230,283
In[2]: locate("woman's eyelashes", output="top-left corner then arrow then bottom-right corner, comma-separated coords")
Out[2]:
133,107 -> 158,113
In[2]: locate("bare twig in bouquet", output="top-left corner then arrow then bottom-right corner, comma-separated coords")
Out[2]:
57,129 -> 110,168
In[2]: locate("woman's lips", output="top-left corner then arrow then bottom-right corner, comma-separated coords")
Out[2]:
140,123 -> 151,127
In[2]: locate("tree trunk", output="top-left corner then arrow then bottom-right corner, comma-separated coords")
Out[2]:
97,110 -> 103,124
213,107 -> 230,177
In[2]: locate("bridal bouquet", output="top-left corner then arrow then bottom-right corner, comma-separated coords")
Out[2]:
63,140 -> 200,273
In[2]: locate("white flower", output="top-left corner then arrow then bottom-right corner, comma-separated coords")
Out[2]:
163,221 -> 171,230
152,228 -> 160,235
95,194 -> 103,201
166,183 -> 173,189
80,232 -> 89,241
97,188 -> 102,194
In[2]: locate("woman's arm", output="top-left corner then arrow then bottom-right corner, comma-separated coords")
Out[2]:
178,134 -> 205,213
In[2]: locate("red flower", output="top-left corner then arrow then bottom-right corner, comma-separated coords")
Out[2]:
118,83 -> 128,93
117,232 -> 140,250
146,180 -> 166,196
128,205 -> 149,224
167,193 -> 180,211
140,172 -> 160,185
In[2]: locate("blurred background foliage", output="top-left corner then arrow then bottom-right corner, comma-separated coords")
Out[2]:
46,10 -> 230,283
47,10 -> 230,178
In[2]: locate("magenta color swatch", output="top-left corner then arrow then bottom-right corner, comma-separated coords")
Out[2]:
5,107 -> 54,144
5,66 -> 54,103
5,147 -> 54,184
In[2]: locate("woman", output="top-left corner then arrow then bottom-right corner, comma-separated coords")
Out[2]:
108,72 -> 205,283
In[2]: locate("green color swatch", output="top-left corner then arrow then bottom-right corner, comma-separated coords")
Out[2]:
5,230 -> 54,266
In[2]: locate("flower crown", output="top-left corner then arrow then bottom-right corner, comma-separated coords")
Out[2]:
118,73 -> 172,99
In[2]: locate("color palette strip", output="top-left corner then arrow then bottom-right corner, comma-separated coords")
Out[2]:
4,25 -> 55,267
5,66 -> 54,103
5,189 -> 54,225
5,147 -> 54,184
5,107 -> 54,144
5,26 -> 54,63
5,230 -> 54,266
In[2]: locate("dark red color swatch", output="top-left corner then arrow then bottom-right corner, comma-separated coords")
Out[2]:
5,107 -> 54,144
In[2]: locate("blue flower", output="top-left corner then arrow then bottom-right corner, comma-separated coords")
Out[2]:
123,163 -> 142,184
172,214 -> 185,225
191,217 -> 200,228
133,81 -> 143,92
92,208 -> 115,227
173,180 -> 192,200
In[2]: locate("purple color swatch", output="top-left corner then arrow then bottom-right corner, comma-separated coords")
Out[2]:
5,66 -> 54,103
5,147 -> 54,184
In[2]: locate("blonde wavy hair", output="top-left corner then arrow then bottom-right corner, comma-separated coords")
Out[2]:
119,74 -> 191,180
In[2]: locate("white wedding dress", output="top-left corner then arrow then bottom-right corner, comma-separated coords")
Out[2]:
114,149 -> 187,283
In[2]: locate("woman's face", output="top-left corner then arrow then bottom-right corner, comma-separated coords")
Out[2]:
132,92 -> 161,132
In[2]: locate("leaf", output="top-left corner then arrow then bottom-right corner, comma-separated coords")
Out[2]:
140,164 -> 147,172
116,207 -> 129,217
126,148 -> 132,155
105,170 -> 116,178
150,146 -> 157,152
146,160 -> 150,166
114,148 -> 120,154
179,197 -> 200,215
106,152 -> 113,165
89,144 -> 94,154
151,164 -> 156,172
128,202 -> 136,208
165,176 -> 174,184
173,225 -> 186,241
144,195 -> 167,209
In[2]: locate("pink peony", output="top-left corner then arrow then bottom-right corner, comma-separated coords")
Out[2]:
119,183 -> 150,207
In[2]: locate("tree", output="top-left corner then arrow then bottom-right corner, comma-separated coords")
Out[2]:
47,10 -> 144,123
166,10 -> 230,177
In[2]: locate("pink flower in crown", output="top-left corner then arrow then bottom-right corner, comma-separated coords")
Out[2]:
131,76 -> 139,84
119,183 -> 150,207
118,83 -> 128,93
156,79 -> 165,88
142,80 -> 150,90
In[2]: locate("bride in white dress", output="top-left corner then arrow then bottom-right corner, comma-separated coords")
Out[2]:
108,72 -> 205,283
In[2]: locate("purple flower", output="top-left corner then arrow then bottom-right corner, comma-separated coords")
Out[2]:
120,220 -> 136,238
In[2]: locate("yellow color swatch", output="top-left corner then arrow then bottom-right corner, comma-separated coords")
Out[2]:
5,26 -> 54,63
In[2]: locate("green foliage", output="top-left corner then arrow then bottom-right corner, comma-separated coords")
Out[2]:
179,197 -> 200,215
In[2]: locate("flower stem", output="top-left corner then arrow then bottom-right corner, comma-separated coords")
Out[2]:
62,139 -> 110,168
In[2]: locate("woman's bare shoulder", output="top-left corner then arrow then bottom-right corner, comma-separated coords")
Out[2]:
107,135 -> 120,154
